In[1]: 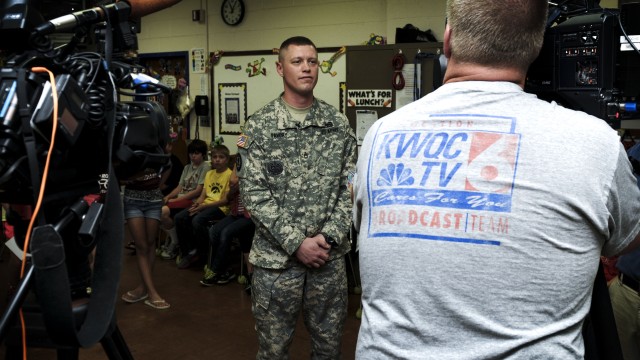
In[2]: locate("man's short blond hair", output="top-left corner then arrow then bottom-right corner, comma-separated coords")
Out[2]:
446,0 -> 548,72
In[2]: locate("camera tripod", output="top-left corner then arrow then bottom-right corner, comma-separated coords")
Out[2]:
0,196 -> 133,360
1,263 -> 133,360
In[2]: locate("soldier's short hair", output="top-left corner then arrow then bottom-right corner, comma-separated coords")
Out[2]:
279,36 -> 317,62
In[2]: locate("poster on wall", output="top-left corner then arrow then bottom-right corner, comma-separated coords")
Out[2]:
191,48 -> 207,74
218,83 -> 247,135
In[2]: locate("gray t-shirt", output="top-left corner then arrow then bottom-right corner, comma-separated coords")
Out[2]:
353,81 -> 640,359
178,161 -> 210,195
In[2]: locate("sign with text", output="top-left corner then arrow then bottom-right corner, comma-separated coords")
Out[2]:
347,89 -> 392,107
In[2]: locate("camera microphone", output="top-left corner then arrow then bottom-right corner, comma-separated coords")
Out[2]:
32,2 -> 127,36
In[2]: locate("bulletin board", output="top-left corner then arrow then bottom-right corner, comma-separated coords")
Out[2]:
138,51 -> 190,115
138,51 -> 190,163
211,47 -> 346,136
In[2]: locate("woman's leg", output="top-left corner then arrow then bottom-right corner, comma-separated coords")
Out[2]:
127,215 -> 168,307
125,217 -> 151,297
142,217 -> 163,302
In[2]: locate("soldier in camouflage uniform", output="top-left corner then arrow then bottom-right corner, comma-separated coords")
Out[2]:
237,36 -> 357,359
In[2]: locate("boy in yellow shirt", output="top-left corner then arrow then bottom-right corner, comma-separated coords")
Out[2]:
174,144 -> 232,269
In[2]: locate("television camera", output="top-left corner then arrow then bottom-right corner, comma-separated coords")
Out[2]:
0,0 -> 171,356
526,3 -> 640,359
526,1 -> 640,129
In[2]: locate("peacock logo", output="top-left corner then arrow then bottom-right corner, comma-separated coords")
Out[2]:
377,163 -> 415,187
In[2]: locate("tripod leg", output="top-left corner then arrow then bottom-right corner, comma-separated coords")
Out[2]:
346,227 -> 361,293
101,324 -> 134,360
0,264 -> 35,343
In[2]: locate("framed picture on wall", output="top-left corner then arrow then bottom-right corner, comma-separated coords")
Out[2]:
218,82 -> 247,134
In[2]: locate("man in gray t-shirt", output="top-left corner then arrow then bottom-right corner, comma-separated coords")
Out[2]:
353,1 -> 640,359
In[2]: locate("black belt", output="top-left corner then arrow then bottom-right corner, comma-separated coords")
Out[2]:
620,273 -> 640,293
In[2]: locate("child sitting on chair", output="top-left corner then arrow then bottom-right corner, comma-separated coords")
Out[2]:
174,144 -> 232,269
159,139 -> 211,260
201,163 -> 255,286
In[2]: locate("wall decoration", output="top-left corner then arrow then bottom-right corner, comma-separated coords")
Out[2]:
225,64 -> 242,71
191,48 -> 207,73
160,74 -> 177,89
218,83 -> 247,134
362,33 -> 386,45
321,47 -> 346,77
209,50 -> 224,72
247,58 -> 266,77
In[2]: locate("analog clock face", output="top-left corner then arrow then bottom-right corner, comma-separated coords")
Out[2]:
221,0 -> 245,26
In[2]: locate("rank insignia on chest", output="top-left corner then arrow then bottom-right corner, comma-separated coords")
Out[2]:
237,134 -> 249,148
266,160 -> 284,176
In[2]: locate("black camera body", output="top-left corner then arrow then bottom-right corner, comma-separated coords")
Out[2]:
0,0 -> 170,205
526,4 -> 640,129
0,64 -> 110,204
0,0 -> 172,350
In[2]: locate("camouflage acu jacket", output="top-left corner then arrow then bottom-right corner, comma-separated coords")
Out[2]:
237,96 -> 357,269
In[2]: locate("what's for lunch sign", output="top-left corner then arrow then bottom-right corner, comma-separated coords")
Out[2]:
348,89 -> 392,108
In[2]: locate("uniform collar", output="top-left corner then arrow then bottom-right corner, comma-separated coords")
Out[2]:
275,96 -> 333,129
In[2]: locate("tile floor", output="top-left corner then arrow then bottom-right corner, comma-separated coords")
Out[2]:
0,246 -> 362,359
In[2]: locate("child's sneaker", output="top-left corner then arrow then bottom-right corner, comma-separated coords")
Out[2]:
212,271 -> 237,285
200,268 -> 217,287
160,243 -> 178,260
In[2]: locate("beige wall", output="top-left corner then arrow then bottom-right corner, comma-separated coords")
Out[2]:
137,0 -> 447,146
137,0 -> 618,146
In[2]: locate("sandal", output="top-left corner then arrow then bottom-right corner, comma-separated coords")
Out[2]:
121,291 -> 148,303
144,299 -> 170,310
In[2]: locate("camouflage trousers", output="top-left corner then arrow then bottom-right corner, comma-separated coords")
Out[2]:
252,256 -> 348,360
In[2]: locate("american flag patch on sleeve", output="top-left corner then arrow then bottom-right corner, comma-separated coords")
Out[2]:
237,134 -> 249,148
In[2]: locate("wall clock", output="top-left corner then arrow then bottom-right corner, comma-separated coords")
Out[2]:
221,0 -> 245,26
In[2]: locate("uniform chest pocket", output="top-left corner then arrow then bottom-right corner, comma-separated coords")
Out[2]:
314,136 -> 343,177
264,132 -> 302,180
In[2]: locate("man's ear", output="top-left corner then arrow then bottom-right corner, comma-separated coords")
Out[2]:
276,61 -> 284,77
443,24 -> 452,59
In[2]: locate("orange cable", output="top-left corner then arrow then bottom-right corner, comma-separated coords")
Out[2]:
17,66 -> 59,360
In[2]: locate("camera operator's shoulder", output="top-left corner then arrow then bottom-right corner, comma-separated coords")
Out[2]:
545,101 -> 621,148
553,101 -> 616,130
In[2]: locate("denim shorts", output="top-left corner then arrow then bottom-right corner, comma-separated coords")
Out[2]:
123,197 -> 163,220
